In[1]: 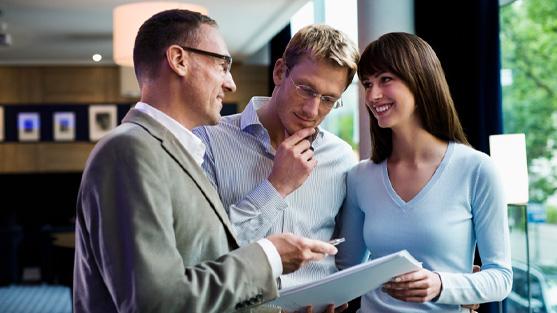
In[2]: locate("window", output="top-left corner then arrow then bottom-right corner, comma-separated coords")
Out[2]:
290,0 -> 360,150
501,0 -> 557,312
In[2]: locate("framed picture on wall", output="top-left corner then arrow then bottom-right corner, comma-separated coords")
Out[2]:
89,105 -> 117,141
18,112 -> 41,142
0,107 -> 4,141
53,112 -> 76,141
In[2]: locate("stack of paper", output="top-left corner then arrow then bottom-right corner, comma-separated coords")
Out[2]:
269,250 -> 422,312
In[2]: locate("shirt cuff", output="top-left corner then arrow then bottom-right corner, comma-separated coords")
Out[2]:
256,238 -> 283,279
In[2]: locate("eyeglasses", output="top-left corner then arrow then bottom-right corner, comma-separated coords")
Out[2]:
287,76 -> 343,109
179,45 -> 233,74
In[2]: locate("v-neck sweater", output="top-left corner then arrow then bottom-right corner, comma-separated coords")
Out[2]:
336,142 -> 512,312
382,143 -> 452,209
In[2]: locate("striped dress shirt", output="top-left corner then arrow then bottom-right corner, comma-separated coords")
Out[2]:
194,96 -> 357,288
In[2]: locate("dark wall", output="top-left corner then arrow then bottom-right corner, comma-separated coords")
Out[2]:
0,172 -> 81,285
415,0 -> 503,154
0,173 -> 81,226
268,25 -> 291,95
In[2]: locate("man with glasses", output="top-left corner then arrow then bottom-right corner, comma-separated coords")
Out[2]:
194,24 -> 360,289
73,10 -> 340,313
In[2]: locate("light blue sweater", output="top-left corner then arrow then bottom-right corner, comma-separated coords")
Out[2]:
336,142 -> 512,312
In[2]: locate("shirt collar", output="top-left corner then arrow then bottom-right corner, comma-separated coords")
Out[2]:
240,96 -> 269,131
134,102 -> 206,167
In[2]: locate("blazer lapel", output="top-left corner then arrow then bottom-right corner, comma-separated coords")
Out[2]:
122,109 -> 239,245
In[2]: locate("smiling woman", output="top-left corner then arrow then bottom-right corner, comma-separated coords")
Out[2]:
336,32 -> 512,313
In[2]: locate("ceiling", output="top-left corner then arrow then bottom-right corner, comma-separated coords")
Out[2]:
0,0 -> 308,65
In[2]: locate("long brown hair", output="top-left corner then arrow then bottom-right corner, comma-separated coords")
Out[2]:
358,32 -> 468,163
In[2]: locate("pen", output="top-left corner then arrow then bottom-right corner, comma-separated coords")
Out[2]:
328,238 -> 345,246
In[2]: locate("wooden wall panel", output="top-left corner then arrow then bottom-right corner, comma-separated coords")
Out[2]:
0,67 -> 43,103
0,66 -> 137,105
226,64 -> 269,111
40,67 -> 133,104
37,143 -> 95,172
0,144 -> 39,173
41,67 -> 108,103
0,143 -> 95,173
0,64 -> 268,173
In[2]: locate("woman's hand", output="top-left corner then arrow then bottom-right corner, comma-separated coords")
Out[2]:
382,269 -> 442,302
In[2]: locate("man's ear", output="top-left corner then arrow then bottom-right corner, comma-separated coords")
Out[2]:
166,45 -> 187,77
272,58 -> 287,86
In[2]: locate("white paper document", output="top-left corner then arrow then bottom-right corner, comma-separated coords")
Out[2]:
268,250 -> 422,312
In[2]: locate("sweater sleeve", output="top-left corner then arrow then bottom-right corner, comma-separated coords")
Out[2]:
335,167 -> 371,270
436,157 -> 513,304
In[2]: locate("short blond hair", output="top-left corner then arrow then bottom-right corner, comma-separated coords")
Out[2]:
283,24 -> 359,88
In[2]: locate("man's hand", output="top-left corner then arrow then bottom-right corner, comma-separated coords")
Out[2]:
382,269 -> 442,302
268,128 -> 317,197
282,303 -> 349,313
267,233 -> 337,274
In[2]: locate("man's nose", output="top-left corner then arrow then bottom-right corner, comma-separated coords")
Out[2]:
223,71 -> 236,92
302,96 -> 321,118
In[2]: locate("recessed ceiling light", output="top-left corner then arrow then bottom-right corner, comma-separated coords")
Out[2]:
92,54 -> 102,62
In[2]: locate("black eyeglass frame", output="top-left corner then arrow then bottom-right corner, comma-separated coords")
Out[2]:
179,45 -> 233,73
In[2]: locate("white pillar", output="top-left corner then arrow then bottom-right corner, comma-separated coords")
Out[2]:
357,0 -> 414,159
